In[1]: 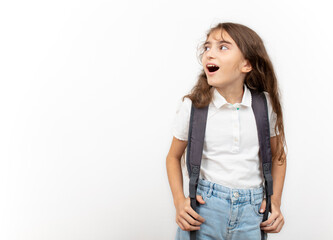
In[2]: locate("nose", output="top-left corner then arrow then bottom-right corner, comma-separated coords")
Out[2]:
205,47 -> 216,59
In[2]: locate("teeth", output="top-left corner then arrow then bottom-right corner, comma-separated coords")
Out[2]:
207,64 -> 218,67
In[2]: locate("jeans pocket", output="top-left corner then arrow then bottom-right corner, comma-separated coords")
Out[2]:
196,188 -> 204,201
197,187 -> 209,203
252,200 -> 265,218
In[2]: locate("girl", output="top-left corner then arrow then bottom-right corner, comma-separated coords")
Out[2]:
166,22 -> 287,240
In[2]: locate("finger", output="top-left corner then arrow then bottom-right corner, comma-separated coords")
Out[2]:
260,212 -> 280,228
196,195 -> 206,204
179,217 -> 201,231
182,208 -> 204,226
260,212 -> 278,227
186,205 -> 206,223
261,215 -> 284,233
176,219 -> 185,230
261,218 -> 278,230
260,198 -> 266,213
272,217 -> 284,233
263,218 -> 284,233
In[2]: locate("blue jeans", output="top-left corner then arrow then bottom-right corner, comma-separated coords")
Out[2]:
175,178 -> 268,240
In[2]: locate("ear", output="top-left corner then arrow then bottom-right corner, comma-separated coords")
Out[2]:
242,59 -> 252,73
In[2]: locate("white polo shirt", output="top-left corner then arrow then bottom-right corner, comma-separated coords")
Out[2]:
171,83 -> 278,189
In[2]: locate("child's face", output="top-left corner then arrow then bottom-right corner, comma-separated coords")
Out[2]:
202,29 -> 252,88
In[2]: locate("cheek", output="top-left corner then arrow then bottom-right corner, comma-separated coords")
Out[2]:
219,63 -> 234,74
221,54 -> 242,71
223,61 -> 241,74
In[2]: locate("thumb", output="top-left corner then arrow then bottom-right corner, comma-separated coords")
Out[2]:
260,198 -> 266,213
196,195 -> 206,204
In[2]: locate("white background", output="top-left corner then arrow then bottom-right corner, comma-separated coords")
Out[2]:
0,0 -> 332,239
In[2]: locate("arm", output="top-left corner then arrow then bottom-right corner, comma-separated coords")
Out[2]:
166,136 -> 206,231
270,135 -> 286,207
260,135 -> 286,232
166,136 -> 188,206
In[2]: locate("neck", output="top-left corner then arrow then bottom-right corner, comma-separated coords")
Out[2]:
216,83 -> 244,105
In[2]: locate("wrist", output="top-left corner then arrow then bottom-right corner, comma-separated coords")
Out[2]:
173,195 -> 186,206
271,197 -> 281,207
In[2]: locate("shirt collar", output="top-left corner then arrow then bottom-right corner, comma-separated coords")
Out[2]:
211,83 -> 251,109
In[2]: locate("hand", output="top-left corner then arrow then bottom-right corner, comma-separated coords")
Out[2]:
175,195 -> 206,231
259,198 -> 285,233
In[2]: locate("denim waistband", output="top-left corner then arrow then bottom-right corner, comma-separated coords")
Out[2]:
197,178 -> 264,204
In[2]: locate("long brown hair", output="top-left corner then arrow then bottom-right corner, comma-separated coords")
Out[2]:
180,22 -> 287,173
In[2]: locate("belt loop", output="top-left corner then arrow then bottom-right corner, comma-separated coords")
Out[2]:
250,189 -> 254,205
207,181 -> 213,197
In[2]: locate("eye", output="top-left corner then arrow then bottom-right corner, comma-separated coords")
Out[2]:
203,45 -> 228,52
203,46 -> 210,51
220,45 -> 228,50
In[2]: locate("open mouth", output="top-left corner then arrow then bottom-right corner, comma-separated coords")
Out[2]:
206,64 -> 220,73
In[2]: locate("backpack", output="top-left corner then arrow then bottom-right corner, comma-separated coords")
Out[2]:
186,88 -> 273,240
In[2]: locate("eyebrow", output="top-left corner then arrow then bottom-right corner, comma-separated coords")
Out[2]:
204,40 -> 232,46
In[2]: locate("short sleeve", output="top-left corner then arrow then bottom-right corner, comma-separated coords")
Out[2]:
171,97 -> 192,141
263,92 -> 279,137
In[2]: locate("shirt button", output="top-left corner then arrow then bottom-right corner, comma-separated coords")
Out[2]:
234,137 -> 238,142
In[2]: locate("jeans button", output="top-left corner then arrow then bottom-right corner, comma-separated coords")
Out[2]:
233,192 -> 239,198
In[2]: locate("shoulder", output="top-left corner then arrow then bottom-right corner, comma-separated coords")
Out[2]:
175,96 -> 192,114
262,91 -> 278,136
171,97 -> 192,141
250,90 -> 273,109
262,91 -> 276,118
263,91 -> 270,101
263,91 -> 273,108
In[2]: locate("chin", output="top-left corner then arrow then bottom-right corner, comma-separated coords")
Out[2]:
207,76 -> 221,86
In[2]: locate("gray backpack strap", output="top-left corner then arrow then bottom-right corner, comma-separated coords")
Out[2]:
186,101 -> 209,240
250,89 -> 273,240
